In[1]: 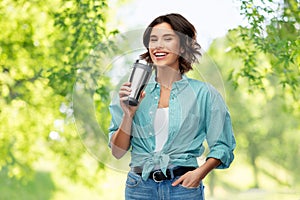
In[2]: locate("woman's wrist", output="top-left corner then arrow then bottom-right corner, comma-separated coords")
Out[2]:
196,158 -> 221,179
123,112 -> 134,119
118,114 -> 133,135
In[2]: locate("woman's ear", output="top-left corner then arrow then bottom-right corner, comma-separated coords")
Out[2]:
180,47 -> 185,54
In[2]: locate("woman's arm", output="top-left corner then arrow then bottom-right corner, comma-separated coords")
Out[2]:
110,82 -> 146,159
110,114 -> 133,159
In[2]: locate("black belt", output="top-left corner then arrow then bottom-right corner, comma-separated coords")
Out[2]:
133,166 -> 196,182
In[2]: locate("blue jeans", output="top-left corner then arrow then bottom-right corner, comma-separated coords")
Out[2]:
125,171 -> 205,200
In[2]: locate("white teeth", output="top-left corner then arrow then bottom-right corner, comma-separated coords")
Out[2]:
155,52 -> 167,57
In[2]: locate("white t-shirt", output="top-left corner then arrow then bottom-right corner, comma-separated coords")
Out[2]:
154,107 -> 169,152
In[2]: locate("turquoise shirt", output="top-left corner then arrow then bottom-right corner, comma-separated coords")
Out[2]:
108,74 -> 236,180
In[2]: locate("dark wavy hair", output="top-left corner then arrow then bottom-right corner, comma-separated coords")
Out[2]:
140,13 -> 201,74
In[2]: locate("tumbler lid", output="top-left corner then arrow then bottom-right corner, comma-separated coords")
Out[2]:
136,59 -> 151,66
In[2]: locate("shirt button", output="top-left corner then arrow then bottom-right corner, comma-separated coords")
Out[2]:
154,96 -> 158,99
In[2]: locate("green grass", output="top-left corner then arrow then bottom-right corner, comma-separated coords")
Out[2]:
0,168 -> 125,200
0,171 -> 55,200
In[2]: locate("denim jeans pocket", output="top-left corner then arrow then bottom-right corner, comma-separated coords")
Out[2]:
172,177 -> 205,199
126,171 -> 142,188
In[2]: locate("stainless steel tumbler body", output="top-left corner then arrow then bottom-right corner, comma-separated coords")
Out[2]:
124,59 -> 153,106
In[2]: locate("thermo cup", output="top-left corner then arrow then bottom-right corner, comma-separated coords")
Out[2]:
124,59 -> 153,106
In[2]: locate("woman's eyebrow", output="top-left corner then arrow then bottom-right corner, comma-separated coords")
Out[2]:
150,33 -> 176,37
162,33 -> 176,37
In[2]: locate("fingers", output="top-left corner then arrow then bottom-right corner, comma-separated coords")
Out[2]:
139,91 -> 146,101
119,82 -> 147,105
172,176 -> 183,186
172,171 -> 202,188
119,82 -> 131,101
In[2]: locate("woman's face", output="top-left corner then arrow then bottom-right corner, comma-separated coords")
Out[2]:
148,22 -> 181,71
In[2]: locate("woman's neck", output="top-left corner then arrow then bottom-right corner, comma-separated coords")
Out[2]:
156,66 -> 182,90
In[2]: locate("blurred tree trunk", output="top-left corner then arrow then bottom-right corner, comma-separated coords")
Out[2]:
250,151 -> 259,188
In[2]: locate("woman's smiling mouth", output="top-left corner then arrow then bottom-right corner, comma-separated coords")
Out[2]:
154,52 -> 168,59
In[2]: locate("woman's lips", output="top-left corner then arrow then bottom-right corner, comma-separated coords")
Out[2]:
154,52 -> 168,60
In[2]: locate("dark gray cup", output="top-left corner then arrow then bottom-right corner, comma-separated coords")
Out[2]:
124,59 -> 153,106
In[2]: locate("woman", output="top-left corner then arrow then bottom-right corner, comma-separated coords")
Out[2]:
109,13 -> 236,200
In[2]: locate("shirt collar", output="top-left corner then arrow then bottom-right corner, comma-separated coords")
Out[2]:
148,73 -> 189,94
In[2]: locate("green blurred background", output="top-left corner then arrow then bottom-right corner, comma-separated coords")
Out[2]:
0,0 -> 299,199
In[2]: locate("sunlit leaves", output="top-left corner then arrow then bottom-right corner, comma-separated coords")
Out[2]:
228,0 -> 299,98
0,0 -> 117,186
48,0 -> 117,96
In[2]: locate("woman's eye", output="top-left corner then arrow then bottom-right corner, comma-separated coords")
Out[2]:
165,37 -> 172,41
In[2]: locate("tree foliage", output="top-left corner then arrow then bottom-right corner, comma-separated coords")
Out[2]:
0,0 -> 118,185
0,0 -> 62,180
207,0 -> 300,189
228,0 -> 299,98
207,35 -> 300,189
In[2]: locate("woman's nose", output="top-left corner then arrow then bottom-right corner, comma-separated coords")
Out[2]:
155,39 -> 164,49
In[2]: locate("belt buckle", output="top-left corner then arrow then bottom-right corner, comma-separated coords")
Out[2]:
152,170 -> 166,183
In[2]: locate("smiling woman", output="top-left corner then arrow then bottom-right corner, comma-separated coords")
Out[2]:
108,13 -> 236,200
141,13 -> 201,74
148,23 -> 182,71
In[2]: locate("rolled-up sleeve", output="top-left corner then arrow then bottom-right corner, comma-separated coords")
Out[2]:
108,100 -> 123,148
205,86 -> 236,169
